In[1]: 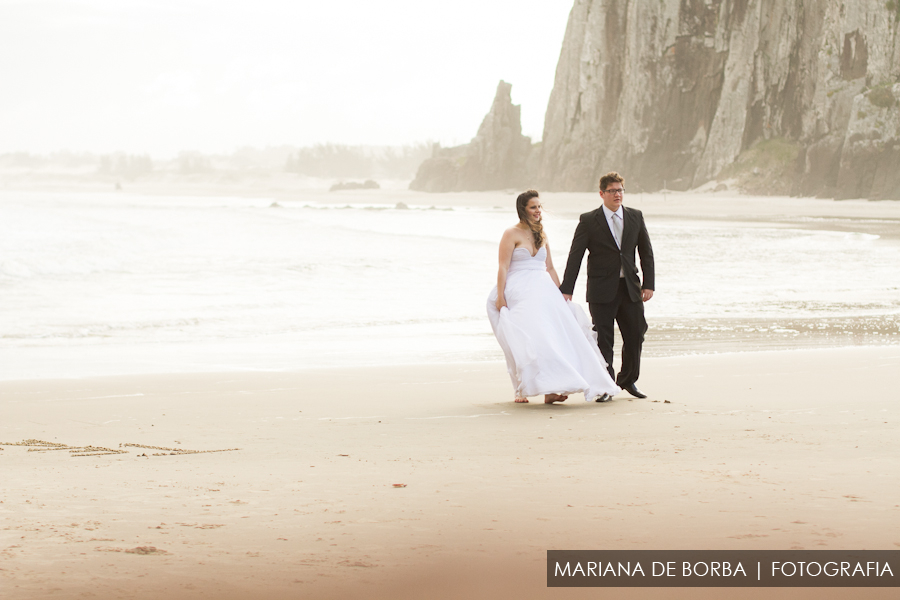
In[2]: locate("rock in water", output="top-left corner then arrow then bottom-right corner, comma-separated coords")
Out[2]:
410,81 -> 533,192
537,0 -> 900,200
330,180 -> 380,191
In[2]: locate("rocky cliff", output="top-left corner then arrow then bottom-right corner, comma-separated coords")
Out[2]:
538,0 -> 900,199
410,81 -> 533,192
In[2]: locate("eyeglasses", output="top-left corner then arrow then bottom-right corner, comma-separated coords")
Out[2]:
603,188 -> 625,195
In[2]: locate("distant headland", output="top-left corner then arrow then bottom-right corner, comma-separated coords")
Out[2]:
412,1 -> 900,200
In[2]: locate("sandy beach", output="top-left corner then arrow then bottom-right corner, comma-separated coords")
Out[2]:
2,347 -> 898,599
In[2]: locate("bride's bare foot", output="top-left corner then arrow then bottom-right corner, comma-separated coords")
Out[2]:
514,397 -> 529,403
544,394 -> 568,404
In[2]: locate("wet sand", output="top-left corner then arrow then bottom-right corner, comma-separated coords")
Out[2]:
2,347 -> 898,599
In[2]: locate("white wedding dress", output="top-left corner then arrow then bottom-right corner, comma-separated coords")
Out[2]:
486,246 -> 621,401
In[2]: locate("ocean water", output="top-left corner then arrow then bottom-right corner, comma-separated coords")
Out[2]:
1,190 -> 898,380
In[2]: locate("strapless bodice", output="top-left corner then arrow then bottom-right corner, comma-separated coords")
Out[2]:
508,246 -> 547,272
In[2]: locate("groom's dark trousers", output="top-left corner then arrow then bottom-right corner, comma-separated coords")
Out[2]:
560,206 -> 654,388
589,279 -> 647,385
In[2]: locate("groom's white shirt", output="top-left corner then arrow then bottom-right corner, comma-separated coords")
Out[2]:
602,204 -> 625,277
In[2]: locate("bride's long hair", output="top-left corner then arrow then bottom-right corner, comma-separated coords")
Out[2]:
516,189 -> 544,250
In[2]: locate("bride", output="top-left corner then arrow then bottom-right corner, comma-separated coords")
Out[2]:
486,190 -> 620,404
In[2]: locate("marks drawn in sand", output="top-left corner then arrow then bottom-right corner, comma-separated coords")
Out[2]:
124,443 -> 240,456
0,439 -> 127,456
0,439 -> 239,457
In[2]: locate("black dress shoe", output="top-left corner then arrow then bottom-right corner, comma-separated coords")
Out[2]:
594,393 -> 612,403
620,383 -> 647,398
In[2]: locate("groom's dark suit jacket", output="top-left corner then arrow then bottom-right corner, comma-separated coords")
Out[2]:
559,206 -> 655,303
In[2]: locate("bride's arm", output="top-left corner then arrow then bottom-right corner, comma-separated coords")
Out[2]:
545,243 -> 563,289
495,229 -> 516,310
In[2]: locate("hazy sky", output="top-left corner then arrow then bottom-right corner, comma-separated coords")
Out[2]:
1,0 -> 573,156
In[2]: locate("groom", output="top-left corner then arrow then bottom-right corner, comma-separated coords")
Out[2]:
560,172 -> 655,399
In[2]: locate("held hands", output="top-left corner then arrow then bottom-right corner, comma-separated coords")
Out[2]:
561,291 -> 650,301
